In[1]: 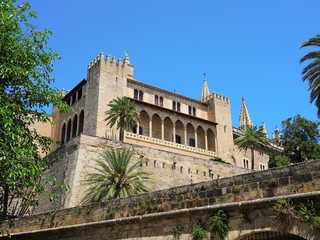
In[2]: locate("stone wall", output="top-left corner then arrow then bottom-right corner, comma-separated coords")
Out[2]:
3,159 -> 320,239
34,134 -> 252,214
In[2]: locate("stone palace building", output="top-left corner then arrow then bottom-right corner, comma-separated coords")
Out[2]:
35,52 -> 280,211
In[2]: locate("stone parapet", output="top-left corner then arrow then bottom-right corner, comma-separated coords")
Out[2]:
2,159 -> 320,237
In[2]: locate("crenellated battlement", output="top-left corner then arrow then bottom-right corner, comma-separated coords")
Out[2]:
204,92 -> 230,103
87,52 -> 134,79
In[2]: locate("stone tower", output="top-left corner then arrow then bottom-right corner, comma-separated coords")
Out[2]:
201,78 -> 234,162
84,53 -> 134,139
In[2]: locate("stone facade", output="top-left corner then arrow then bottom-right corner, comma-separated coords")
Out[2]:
48,53 -> 273,170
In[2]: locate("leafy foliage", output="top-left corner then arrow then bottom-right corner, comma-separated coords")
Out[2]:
190,221 -> 207,240
268,153 -> 291,168
211,210 -> 229,240
81,148 -> 153,204
104,97 -> 140,141
173,225 -> 183,236
300,34 -> 320,117
235,126 -> 269,170
209,158 -> 230,165
0,0 -> 68,221
281,115 -> 320,163
273,199 -> 296,222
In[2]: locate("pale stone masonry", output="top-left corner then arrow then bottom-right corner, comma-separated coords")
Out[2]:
49,53 -> 274,170
32,53 -> 282,212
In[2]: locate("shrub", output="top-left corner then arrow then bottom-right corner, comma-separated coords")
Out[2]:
211,210 -> 229,240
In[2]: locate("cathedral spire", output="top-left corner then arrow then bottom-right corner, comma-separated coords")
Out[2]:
200,73 -> 210,102
239,97 -> 253,129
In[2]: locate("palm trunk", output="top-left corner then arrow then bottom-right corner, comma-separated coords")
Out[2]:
251,148 -> 255,170
119,127 -> 124,141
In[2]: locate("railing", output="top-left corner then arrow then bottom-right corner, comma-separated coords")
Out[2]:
125,132 -> 216,156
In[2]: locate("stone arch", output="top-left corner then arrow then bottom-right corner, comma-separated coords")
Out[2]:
66,119 -> 72,142
175,120 -> 184,144
234,231 -> 307,240
60,123 -> 66,144
197,126 -> 205,150
207,128 -> 216,152
152,114 -> 161,139
72,114 -> 78,138
78,110 -> 84,134
140,111 -> 150,136
164,117 -> 173,142
186,123 -> 195,147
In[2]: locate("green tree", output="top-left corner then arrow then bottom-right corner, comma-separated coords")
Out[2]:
81,148 -> 153,204
268,154 -> 291,168
235,126 -> 270,170
0,0 -> 68,221
104,97 -> 140,141
281,115 -> 320,163
300,34 -> 320,117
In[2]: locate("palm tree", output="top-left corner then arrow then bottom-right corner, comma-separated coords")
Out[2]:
234,126 -> 269,170
300,34 -> 320,117
105,97 -> 140,141
81,148 -> 153,204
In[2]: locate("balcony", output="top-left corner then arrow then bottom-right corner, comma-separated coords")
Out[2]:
125,132 -> 216,157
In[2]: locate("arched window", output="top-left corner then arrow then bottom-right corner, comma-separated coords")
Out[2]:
188,106 -> 192,115
78,110 -> 84,135
139,90 -> 143,100
177,102 -> 181,112
155,95 -> 159,105
160,97 -> 163,106
61,123 -> 66,144
243,159 -> 249,169
66,119 -> 72,142
193,107 -> 196,116
72,114 -> 78,138
172,101 -> 176,110
134,89 -> 138,99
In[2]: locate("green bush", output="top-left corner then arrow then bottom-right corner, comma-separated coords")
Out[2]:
211,210 -> 229,240
190,221 -> 207,240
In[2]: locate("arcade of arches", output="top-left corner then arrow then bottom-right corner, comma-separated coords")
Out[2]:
132,110 -> 217,152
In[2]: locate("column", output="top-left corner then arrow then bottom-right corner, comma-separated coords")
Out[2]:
194,130 -> 197,148
161,120 -> 164,141
205,133 -> 208,151
173,125 -> 176,143
136,123 -> 140,135
149,119 -> 152,138
184,127 -> 187,146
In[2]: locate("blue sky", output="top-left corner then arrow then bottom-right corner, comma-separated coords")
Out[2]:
28,0 -> 319,137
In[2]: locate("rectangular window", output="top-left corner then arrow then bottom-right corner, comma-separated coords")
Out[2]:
172,101 -> 176,110
188,106 -> 192,115
193,107 -> 196,116
155,95 -> 158,105
189,138 -> 195,147
77,87 -> 82,100
175,135 -> 181,144
139,91 -> 143,101
72,94 -> 76,105
243,159 -> 249,169
160,97 -> 163,106
177,102 -> 181,112
134,89 -> 138,99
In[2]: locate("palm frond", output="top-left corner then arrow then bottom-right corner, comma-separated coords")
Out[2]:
80,148 -> 153,205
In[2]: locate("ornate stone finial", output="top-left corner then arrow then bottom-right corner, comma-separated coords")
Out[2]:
261,121 -> 268,137
239,97 -> 253,129
125,50 -> 129,58
200,74 -> 210,102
